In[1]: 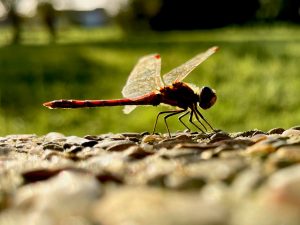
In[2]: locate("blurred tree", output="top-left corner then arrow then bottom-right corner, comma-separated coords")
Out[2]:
278,0 -> 300,22
149,0 -> 260,30
116,0 -> 162,31
117,0 -> 260,31
117,0 -> 299,31
256,0 -> 282,20
256,0 -> 300,22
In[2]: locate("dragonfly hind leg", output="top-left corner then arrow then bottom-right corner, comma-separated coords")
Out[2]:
152,109 -> 186,137
163,109 -> 187,137
152,110 -> 178,134
178,110 -> 191,131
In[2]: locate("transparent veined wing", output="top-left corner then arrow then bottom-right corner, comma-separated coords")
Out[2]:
122,54 -> 163,114
163,46 -> 218,85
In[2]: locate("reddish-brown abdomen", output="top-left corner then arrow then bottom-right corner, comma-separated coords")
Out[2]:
43,92 -> 161,109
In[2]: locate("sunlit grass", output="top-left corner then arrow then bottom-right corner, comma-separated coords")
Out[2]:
0,24 -> 299,135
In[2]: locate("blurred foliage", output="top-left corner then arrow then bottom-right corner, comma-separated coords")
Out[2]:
256,0 -> 283,20
117,0 -> 299,30
115,0 -> 162,31
0,25 -> 300,135
257,0 -> 300,22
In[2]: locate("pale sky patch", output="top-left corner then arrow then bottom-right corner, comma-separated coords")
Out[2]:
0,1 -> 7,19
14,0 -> 128,16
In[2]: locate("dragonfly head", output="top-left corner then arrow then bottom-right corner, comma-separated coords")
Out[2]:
199,86 -> 217,109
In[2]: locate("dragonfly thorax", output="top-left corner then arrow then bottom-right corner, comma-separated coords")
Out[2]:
159,82 -> 199,109
199,86 -> 217,109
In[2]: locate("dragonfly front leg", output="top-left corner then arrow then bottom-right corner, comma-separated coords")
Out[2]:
189,110 -> 205,133
192,106 -> 207,132
194,106 -> 215,132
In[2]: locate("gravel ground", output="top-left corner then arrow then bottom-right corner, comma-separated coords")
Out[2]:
1,127 -> 300,225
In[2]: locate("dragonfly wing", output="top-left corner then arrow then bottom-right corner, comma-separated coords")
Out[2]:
163,46 -> 218,85
123,105 -> 137,114
122,54 -> 163,114
122,54 -> 163,98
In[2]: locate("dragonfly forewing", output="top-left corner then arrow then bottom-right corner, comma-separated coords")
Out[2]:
122,54 -> 163,98
162,46 -> 218,85
122,54 -> 163,114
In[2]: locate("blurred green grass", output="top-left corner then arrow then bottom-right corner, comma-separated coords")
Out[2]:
0,25 -> 300,136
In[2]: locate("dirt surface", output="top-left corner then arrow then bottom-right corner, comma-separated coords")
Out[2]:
1,127 -> 300,225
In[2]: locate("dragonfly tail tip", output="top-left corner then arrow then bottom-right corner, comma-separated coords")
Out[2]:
43,101 -> 54,109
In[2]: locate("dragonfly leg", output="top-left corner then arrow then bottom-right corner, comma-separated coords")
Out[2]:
163,109 -> 186,137
194,106 -> 215,132
189,110 -> 205,133
192,106 -> 207,132
152,110 -> 184,135
178,110 -> 191,131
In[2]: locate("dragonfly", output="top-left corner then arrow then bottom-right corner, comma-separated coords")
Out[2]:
43,46 -> 218,137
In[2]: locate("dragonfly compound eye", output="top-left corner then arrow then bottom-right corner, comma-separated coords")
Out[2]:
199,86 -> 217,109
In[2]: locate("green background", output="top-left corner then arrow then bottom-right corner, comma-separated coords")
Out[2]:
0,25 -> 299,135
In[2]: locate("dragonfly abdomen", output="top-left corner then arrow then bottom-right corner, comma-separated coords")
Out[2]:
43,93 -> 161,109
43,99 -> 126,109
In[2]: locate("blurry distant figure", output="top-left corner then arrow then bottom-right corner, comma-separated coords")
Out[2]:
0,0 -> 21,43
38,2 -> 56,42
8,3 -> 21,44
0,0 -> 57,44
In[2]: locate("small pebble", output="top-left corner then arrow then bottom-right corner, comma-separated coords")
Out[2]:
0,146 -> 11,155
22,169 -> 61,183
81,140 -> 98,147
64,136 -> 83,145
233,129 -> 263,138
268,145 -> 300,168
142,134 -> 163,144
140,131 -> 150,136
95,139 -> 135,150
209,132 -> 231,143
65,145 -> 83,153
251,134 -> 268,143
106,141 -> 136,152
267,127 -> 285,135
124,146 -> 154,160
84,135 -> 103,141
245,143 -> 276,157
290,125 -> 300,130
42,142 -> 64,151
44,132 -> 66,142
96,172 -> 123,184
282,129 -> 300,137
121,132 -> 142,138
